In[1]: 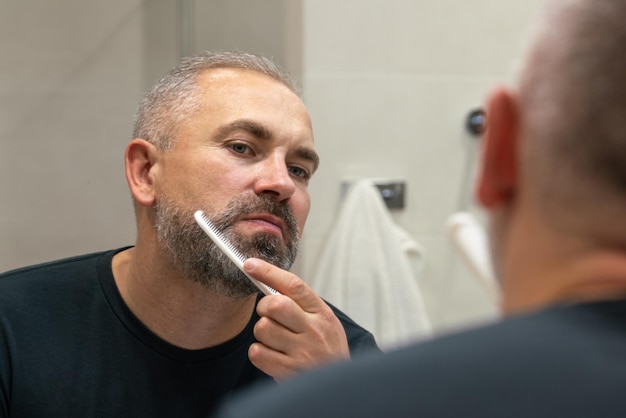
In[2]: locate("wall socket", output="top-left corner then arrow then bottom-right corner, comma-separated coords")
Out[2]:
340,180 -> 406,210
374,182 -> 405,209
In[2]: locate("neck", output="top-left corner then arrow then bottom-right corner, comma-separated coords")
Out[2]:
501,248 -> 626,315
112,246 -> 257,350
494,194 -> 626,315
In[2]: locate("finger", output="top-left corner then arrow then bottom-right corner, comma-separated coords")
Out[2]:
256,293 -> 307,333
251,317 -> 349,378
253,315 -> 301,352
254,300 -> 349,363
248,342 -> 298,381
243,258 -> 326,313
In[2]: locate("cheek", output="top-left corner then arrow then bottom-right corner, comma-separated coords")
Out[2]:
292,194 -> 311,232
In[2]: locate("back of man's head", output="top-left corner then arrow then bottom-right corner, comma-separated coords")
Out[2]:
517,0 -> 626,243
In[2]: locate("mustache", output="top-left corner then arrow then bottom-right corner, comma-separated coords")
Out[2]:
210,194 -> 299,241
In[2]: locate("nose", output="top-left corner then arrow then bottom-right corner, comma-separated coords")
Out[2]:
253,154 -> 297,201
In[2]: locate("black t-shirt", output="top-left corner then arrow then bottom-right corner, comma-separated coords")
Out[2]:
0,248 -> 378,417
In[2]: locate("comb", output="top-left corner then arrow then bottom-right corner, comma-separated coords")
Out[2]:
194,210 -> 279,296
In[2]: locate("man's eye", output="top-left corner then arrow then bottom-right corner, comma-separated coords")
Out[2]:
289,166 -> 309,179
229,143 -> 250,154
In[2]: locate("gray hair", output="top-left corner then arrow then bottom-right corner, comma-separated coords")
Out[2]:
132,51 -> 299,151
518,0 -> 626,223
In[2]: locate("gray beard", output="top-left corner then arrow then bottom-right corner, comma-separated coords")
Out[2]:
154,193 -> 300,298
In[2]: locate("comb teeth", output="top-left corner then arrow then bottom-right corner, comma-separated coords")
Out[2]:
193,210 -> 279,296
199,212 -> 246,263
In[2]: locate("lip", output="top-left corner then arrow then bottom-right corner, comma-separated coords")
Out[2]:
239,213 -> 287,238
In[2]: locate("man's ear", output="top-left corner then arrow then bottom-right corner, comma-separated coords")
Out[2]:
125,138 -> 160,207
476,87 -> 519,209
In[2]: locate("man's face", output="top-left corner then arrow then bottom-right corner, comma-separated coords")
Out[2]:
152,68 -> 318,296
154,192 -> 299,297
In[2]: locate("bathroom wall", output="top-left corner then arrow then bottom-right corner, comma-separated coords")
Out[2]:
299,0 -> 544,332
0,0 -> 543,334
0,0 -> 146,270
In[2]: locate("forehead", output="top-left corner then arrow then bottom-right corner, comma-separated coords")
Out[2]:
197,68 -> 307,117
188,68 -> 314,142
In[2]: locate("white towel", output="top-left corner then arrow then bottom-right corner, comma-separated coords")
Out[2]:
311,180 -> 432,350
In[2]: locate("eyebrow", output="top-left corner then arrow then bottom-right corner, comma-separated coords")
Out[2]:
297,146 -> 320,174
214,119 -> 272,142
215,119 -> 320,173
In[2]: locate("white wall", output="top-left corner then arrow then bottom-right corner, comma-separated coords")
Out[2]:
0,0 -> 543,334
0,0 -> 147,270
299,0 -> 544,332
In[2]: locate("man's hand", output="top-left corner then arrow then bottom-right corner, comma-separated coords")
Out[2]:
243,258 -> 350,381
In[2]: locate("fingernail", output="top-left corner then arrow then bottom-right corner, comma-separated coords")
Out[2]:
244,258 -> 258,272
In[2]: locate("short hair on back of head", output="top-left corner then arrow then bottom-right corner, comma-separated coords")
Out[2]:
519,0 -> 626,200
132,51 -> 298,151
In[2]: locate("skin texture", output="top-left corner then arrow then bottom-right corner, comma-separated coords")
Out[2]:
113,68 -> 349,380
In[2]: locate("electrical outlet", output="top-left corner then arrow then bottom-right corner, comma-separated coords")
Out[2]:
375,182 -> 405,209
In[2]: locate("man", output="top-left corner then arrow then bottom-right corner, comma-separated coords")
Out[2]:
214,0 -> 626,416
0,52 -> 378,417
